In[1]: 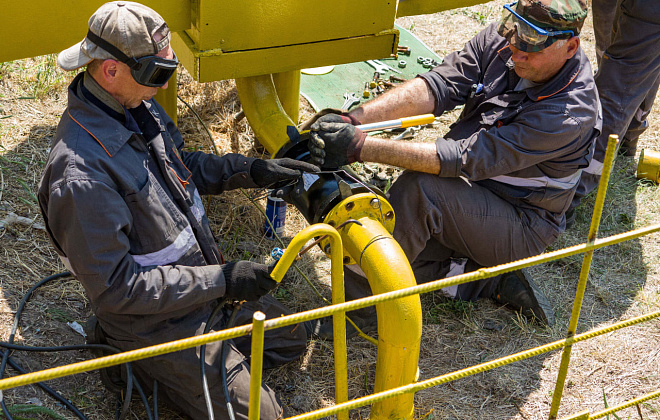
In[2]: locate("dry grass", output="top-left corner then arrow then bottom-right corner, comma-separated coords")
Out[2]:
0,1 -> 659,419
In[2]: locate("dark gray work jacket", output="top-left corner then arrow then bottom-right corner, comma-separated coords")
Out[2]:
38,73 -> 259,345
420,23 -> 601,227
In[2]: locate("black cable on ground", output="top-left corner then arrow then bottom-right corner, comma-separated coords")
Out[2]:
6,357 -> 88,420
0,271 -> 154,420
221,303 -> 241,420
0,340 -> 139,420
133,377 -> 153,420
200,299 -> 228,420
152,380 -> 158,420
0,271 -> 71,420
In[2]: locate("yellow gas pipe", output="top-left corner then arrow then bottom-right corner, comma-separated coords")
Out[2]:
236,73 -> 422,419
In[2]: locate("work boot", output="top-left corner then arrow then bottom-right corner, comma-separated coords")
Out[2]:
565,208 -> 576,230
491,269 -> 555,326
84,316 -> 126,394
314,313 -> 378,340
618,137 -> 638,157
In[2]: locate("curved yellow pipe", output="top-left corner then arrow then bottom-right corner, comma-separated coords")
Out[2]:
236,75 -> 422,419
235,72 -> 300,156
339,216 -> 422,419
272,70 -> 300,126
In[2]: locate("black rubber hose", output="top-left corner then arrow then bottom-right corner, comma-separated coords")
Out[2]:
200,299 -> 227,420
6,357 -> 88,420
153,380 -> 158,420
0,271 -> 71,420
0,340 -> 138,420
221,303 -> 241,420
133,376 -> 153,420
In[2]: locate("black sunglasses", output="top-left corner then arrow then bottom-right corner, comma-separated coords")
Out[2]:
86,30 -> 178,87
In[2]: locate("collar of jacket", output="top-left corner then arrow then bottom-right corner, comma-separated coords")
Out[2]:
496,44 -> 584,102
66,73 -> 162,157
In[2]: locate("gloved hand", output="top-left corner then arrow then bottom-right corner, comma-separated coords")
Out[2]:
299,108 -> 361,131
222,261 -> 277,302
250,158 -> 319,189
309,114 -> 367,168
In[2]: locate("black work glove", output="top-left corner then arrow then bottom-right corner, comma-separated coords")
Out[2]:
250,158 -> 319,189
222,261 -> 277,302
309,114 -> 367,168
299,108 -> 361,131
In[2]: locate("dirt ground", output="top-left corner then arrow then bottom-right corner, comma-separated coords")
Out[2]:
0,1 -> 659,419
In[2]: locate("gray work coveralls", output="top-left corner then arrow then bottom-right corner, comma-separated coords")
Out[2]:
346,23 -> 600,307
572,0 -> 660,209
38,72 -> 306,419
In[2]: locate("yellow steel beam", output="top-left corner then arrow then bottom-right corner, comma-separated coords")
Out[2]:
0,0 -> 191,64
396,0 -> 492,17
186,0 -> 396,52
172,29 -> 399,82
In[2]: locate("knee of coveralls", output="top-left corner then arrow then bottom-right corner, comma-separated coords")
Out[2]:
231,295 -> 308,370
388,171 -> 556,301
131,340 -> 283,420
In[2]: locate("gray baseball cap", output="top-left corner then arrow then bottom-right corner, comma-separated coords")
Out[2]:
58,1 -> 170,71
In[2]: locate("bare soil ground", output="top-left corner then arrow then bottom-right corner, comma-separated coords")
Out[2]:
0,2 -> 659,419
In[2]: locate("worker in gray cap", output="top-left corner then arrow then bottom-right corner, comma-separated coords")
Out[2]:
306,0 -> 600,337
39,2 -> 318,419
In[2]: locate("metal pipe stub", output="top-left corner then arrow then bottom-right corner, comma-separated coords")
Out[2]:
320,193 -> 395,265
637,149 -> 660,183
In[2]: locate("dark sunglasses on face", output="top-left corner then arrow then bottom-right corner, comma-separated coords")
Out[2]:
86,30 -> 178,87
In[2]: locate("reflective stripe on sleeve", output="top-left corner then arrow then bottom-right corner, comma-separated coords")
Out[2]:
131,225 -> 197,266
490,170 -> 582,189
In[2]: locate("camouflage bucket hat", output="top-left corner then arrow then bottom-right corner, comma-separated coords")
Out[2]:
497,0 -> 588,52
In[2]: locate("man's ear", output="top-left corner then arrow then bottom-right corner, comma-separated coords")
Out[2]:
565,36 -> 580,59
100,59 -> 119,83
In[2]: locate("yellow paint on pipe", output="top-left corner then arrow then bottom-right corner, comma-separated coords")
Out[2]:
335,211 -> 422,420
235,75 -> 297,156
153,69 -> 178,126
248,311 -> 266,420
271,224 -> 349,417
272,70 -> 301,126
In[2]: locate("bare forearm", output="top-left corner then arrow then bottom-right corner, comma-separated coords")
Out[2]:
349,77 -> 435,124
360,137 -> 441,175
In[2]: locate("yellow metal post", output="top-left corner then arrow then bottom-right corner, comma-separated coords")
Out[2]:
272,70 -> 301,126
270,224 -> 349,418
248,311 -> 266,420
235,75 -> 297,156
154,69 -> 178,126
548,135 -> 620,419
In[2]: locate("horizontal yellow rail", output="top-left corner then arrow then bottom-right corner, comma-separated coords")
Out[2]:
558,388 -> 660,420
1,223 -> 658,392
285,309 -> 660,420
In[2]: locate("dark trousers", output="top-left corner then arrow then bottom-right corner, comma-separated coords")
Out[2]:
573,0 -> 660,209
344,173 -> 560,318
112,295 -> 307,420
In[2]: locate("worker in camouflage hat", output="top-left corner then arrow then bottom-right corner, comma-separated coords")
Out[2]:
498,0 -> 589,52
302,0 -> 600,336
